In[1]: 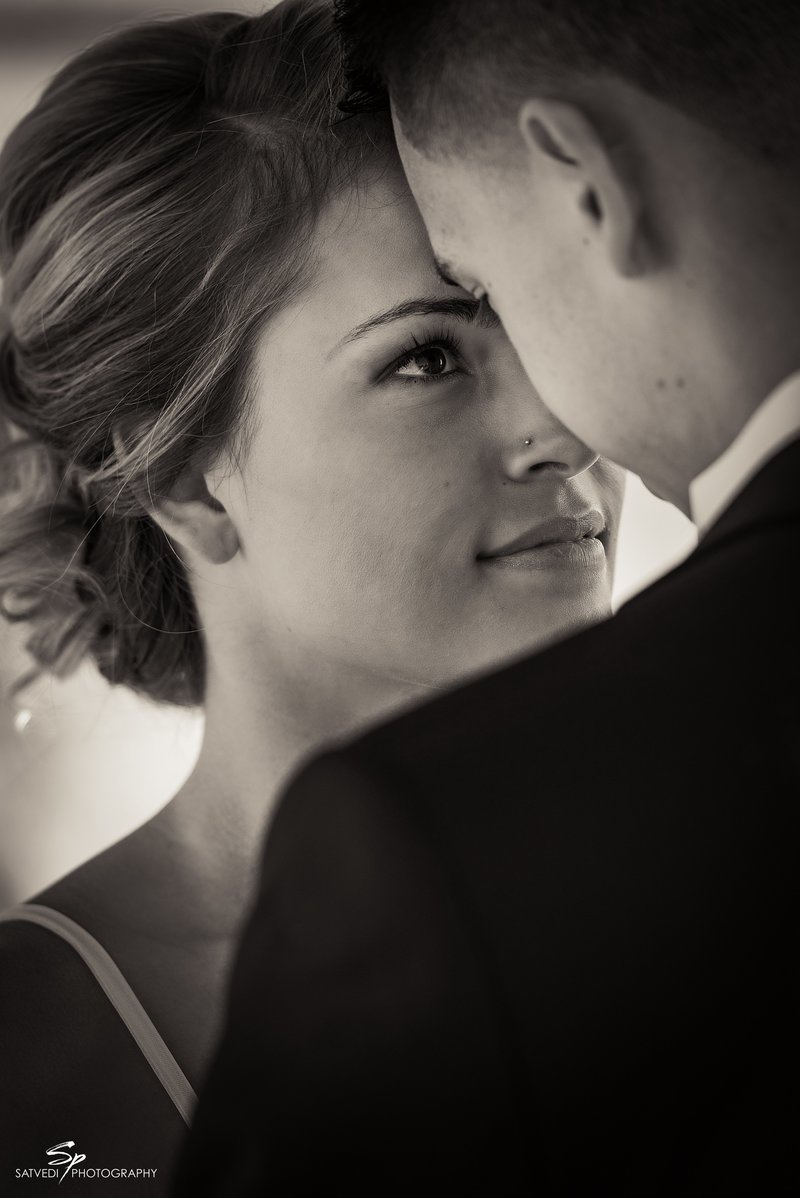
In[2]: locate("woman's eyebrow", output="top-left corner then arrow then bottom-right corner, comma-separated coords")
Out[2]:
333,295 -> 497,356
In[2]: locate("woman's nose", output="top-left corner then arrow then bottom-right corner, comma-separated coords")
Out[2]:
504,417 -> 599,482
494,347 -> 599,481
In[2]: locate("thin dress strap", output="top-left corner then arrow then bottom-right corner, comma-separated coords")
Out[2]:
0,902 -> 197,1126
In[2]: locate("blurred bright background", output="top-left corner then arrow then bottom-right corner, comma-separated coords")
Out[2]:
0,0 -> 697,907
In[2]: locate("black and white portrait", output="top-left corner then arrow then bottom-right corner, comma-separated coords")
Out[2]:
1,1 -> 795,1193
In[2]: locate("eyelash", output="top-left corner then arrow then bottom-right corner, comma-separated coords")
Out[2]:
384,327 -> 466,386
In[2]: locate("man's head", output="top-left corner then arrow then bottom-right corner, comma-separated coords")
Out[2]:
337,1 -> 800,510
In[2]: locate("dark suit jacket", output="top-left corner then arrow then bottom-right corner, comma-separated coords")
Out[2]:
176,442 -> 799,1196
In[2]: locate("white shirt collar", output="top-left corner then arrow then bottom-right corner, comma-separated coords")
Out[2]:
689,370 -> 800,535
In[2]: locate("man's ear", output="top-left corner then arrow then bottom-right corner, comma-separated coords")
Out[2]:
149,463 -> 240,566
517,97 -> 646,278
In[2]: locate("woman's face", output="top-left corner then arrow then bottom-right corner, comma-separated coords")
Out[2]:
217,163 -> 625,707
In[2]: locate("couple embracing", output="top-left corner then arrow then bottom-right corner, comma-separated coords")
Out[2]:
0,1 -> 797,1194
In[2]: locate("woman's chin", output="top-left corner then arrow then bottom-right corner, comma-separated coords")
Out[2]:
441,596 -> 614,685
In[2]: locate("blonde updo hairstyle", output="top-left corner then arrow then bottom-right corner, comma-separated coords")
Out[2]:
0,1 -> 383,705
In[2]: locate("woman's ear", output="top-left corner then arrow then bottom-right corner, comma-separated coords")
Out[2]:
517,97 -> 646,278
149,463 -> 240,566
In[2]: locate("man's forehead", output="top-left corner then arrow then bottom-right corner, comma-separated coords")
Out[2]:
393,111 -> 456,195
396,140 -> 485,224
390,111 -> 479,281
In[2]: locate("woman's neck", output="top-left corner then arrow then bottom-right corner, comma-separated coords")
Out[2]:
155,647 -> 435,935
30,647 -> 439,1086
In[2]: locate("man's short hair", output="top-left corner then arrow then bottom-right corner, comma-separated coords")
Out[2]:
336,0 -> 800,168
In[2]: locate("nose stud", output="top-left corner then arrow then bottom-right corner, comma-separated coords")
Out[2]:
523,437 -> 532,446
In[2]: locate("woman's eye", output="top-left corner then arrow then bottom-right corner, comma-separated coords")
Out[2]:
392,344 -> 460,382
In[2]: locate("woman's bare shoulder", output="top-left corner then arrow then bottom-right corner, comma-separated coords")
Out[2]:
0,912 -> 113,1153
0,819 -> 168,1100
0,912 -> 81,1007
0,914 -> 101,1068
0,912 -> 187,1184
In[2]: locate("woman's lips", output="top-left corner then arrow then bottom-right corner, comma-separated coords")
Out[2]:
480,536 -> 607,571
477,510 -> 608,571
